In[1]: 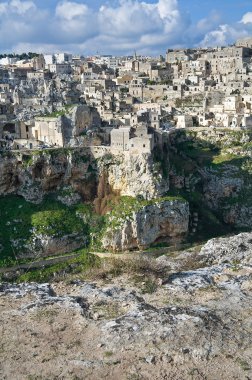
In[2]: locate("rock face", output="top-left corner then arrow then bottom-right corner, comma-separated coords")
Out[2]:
169,129 -> 252,232
62,105 -> 101,145
0,159 -> 19,195
0,149 -> 98,203
25,232 -> 88,258
201,166 -> 252,228
0,149 -> 174,256
97,152 -> 169,200
1,232 -> 252,380
203,170 -> 244,209
102,199 -> 189,251
0,148 -> 169,204
224,205 -> 252,229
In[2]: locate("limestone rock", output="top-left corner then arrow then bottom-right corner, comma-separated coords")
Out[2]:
102,199 -> 189,251
1,231 -> 252,379
25,232 -> 88,257
62,105 -> 101,145
97,152 -> 169,201
203,170 -> 243,209
199,232 -> 252,266
0,149 -> 169,203
223,204 -> 252,229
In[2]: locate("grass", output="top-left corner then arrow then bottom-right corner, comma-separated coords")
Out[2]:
236,358 -> 251,371
141,278 -> 158,294
92,301 -> 125,319
2,249 -> 166,285
171,129 -> 251,173
15,250 -> 101,283
42,104 -> 77,118
31,309 -> 59,322
83,256 -> 166,294
99,195 -> 186,236
104,351 -> 114,358
0,195 -> 95,266
211,153 -> 239,165
0,191 -> 187,271
1,128 -> 251,274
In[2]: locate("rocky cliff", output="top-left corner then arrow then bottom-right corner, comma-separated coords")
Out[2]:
0,148 -> 174,259
97,151 -> 169,200
0,149 -> 97,203
0,147 -> 169,203
101,198 -> 189,251
168,128 -> 252,233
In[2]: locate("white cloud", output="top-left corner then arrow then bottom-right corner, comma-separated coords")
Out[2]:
200,15 -> 252,48
10,0 -> 36,14
56,1 -> 89,21
54,1 -> 98,43
157,0 -> 178,19
98,0 -> 160,38
1,0 -> 252,55
0,0 -> 36,15
13,42 -> 67,54
97,0 -> 190,53
240,12 -> 252,25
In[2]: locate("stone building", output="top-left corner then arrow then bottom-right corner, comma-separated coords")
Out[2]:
150,111 -> 160,129
111,123 -> 154,153
32,117 -> 64,146
176,115 -> 193,129
49,64 -> 72,75
166,49 -> 191,64
111,127 -> 131,151
223,95 -> 242,113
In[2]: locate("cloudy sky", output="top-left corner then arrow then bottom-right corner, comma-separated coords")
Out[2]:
0,0 -> 252,55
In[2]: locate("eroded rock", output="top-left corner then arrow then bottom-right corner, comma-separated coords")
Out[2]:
102,199 -> 189,251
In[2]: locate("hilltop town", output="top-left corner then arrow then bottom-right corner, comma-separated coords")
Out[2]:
1,37 -> 252,153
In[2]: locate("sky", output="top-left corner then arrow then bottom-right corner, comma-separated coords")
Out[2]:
0,0 -> 252,55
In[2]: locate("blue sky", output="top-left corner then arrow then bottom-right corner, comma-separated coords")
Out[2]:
0,0 -> 252,55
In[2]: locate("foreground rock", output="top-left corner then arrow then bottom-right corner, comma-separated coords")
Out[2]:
1,232 -> 252,379
198,232 -> 252,265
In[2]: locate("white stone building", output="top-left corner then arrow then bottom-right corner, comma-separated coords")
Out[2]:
32,117 -> 64,146
111,124 -> 154,153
